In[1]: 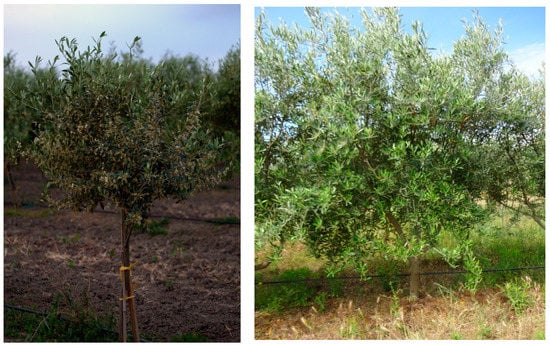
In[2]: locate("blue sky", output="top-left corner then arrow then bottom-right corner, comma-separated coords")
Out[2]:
3,4 -> 240,70
255,6 -> 546,77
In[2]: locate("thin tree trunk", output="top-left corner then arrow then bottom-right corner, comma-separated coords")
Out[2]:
385,211 -> 422,299
409,256 -> 420,300
5,161 -> 20,207
120,209 -> 140,342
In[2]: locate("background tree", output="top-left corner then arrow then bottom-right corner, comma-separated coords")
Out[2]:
28,32 -> 232,341
255,8 -> 544,298
207,44 -> 241,166
155,45 -> 241,171
4,52 -> 42,204
446,13 -> 545,228
463,70 -> 545,228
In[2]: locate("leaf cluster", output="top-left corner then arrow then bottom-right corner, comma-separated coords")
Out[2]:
24,33 -> 236,225
255,8 -> 544,274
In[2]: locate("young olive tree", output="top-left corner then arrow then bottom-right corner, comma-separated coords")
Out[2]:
4,53 -> 44,204
208,44 -> 241,135
255,8 -> 543,298
29,32 -> 231,341
207,44 -> 241,166
155,45 -> 241,169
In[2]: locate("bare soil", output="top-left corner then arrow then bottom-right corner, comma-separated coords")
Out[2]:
3,161 -> 240,342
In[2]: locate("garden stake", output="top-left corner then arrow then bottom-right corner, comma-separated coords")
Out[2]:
119,284 -> 127,342
120,208 -> 140,342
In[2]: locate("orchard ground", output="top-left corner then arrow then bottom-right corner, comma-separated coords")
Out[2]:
4,161 -> 240,342
255,223 -> 545,340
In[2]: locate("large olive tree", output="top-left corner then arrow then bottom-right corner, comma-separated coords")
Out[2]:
255,8 -> 544,298
28,32 -> 232,341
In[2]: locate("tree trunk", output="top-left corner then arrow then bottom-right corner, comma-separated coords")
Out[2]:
385,211 -> 422,299
5,161 -> 20,207
409,255 -> 420,300
120,209 -> 140,342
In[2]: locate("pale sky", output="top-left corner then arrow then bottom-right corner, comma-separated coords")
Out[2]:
3,3 -> 240,70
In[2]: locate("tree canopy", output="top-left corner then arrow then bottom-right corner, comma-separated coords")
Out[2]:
255,8 -> 544,294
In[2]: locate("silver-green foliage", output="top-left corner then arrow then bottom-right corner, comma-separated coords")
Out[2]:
255,8 -> 544,280
29,32 -> 230,224
4,52 -> 38,165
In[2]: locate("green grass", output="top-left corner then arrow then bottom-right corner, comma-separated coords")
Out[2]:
210,216 -> 240,224
136,217 -> 170,236
374,258 -> 407,292
4,296 -> 210,342
472,211 -> 545,286
256,267 -> 352,313
499,276 -> 535,315
169,332 -> 209,342
4,293 -> 117,342
255,204 -> 545,312
4,207 -> 54,218
256,268 -> 321,312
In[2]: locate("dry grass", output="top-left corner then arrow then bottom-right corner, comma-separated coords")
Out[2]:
255,281 -> 545,340
255,208 -> 545,340
256,241 -> 328,275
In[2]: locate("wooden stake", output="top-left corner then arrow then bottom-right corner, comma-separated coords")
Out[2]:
119,284 -> 127,342
120,208 -> 140,342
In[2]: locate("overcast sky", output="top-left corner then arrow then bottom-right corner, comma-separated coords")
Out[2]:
4,3 -> 240,70
256,6 -> 546,78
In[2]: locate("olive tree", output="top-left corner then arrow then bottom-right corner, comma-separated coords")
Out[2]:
207,44 -> 241,166
4,53 -> 41,204
255,8 -> 543,298
155,45 -> 241,168
464,70 -> 545,228
28,32 -> 231,341
445,13 -> 544,228
208,44 -> 241,136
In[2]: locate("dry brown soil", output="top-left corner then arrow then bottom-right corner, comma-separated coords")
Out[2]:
3,161 -> 240,342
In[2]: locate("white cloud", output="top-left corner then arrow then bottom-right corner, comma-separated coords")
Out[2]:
508,42 -> 545,78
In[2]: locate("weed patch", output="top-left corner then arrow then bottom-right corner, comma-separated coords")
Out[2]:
4,207 -> 54,218
256,268 -> 321,312
170,332 -> 209,342
136,217 -> 170,236
211,216 -> 240,224
4,293 -> 117,342
499,276 -> 534,315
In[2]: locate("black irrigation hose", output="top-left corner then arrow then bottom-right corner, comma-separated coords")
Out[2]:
5,203 -> 240,225
148,213 -> 240,225
3,304 -> 151,342
256,265 -> 545,285
92,208 -> 240,225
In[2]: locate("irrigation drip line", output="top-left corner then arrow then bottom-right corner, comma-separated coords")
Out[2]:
147,213 -> 240,225
7,203 -> 240,225
256,265 -> 545,285
3,304 -> 151,342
